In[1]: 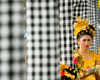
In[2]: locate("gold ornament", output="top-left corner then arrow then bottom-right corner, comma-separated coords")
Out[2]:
73,16 -> 96,38
78,42 -> 80,45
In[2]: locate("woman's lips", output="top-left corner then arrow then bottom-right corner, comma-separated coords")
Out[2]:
85,46 -> 89,48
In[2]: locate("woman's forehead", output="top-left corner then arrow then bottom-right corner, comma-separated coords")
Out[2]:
80,35 -> 92,39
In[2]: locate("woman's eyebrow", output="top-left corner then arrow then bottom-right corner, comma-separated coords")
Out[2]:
83,39 -> 91,40
82,38 -> 90,40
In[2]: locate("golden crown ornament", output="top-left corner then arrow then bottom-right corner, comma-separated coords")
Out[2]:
73,16 -> 96,38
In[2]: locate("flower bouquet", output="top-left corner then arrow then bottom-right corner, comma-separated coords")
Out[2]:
60,50 -> 84,80
60,63 -> 77,80
60,58 -> 81,80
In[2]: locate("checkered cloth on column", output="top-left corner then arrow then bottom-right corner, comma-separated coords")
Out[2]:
0,1 -> 24,80
88,0 -> 99,53
26,0 -> 60,80
59,0 -> 73,66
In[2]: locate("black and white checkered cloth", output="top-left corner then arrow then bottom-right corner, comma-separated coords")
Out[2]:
26,0 -> 60,80
0,0 -> 24,80
59,0 -> 73,66
88,0 -> 99,53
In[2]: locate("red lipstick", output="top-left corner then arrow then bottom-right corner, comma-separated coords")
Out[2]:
85,46 -> 89,48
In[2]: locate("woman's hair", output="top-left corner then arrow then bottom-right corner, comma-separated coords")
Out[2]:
77,31 -> 93,40
76,24 -> 95,40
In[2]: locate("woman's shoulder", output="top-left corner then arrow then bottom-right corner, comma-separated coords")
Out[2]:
89,50 -> 98,55
89,50 -> 99,60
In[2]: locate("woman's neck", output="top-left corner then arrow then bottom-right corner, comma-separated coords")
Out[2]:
79,48 -> 89,54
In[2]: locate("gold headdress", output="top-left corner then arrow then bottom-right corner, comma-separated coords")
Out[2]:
73,16 -> 96,38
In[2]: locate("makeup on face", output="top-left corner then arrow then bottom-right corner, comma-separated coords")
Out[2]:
78,35 -> 92,49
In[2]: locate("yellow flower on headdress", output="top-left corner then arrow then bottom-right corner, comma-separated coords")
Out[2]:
73,16 -> 96,38
73,16 -> 89,36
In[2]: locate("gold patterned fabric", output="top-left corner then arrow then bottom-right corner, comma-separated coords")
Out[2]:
73,49 -> 99,80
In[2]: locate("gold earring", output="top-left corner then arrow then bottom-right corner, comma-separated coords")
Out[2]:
78,43 -> 80,45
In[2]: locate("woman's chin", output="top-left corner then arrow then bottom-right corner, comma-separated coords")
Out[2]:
83,47 -> 89,49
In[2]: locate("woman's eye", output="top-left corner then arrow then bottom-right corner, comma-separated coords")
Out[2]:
83,40 -> 86,41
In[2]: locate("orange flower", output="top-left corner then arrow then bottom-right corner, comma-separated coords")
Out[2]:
60,71 -> 65,76
86,66 -> 90,69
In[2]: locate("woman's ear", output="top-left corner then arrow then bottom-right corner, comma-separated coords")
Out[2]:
77,39 -> 80,45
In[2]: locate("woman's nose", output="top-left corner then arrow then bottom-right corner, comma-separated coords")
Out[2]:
85,41 -> 89,45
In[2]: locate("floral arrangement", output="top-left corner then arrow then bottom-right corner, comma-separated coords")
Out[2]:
60,58 -> 81,80
60,63 -> 77,80
60,49 -> 84,80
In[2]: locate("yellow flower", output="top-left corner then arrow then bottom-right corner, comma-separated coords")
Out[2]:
73,70 -> 76,73
69,68 -> 72,70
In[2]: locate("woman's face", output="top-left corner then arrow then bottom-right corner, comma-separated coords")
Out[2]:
78,35 -> 93,49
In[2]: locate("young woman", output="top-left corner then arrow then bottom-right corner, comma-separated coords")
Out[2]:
73,16 -> 100,80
